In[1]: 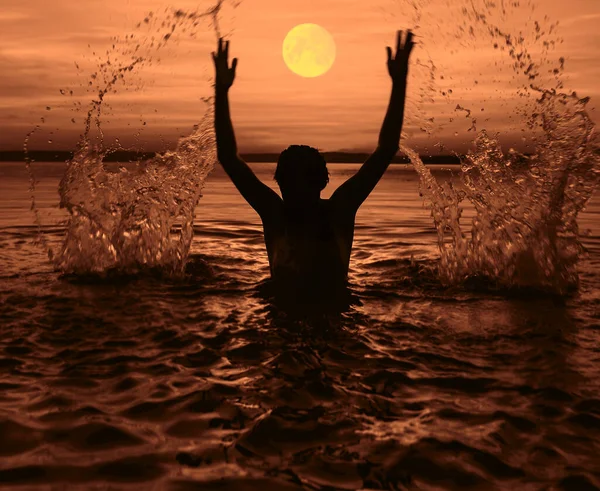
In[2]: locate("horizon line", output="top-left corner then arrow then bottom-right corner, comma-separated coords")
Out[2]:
0,149 -> 465,164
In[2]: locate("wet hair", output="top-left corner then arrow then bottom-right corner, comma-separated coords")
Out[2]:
274,145 -> 329,192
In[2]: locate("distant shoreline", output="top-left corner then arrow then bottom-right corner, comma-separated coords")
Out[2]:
0,150 -> 462,165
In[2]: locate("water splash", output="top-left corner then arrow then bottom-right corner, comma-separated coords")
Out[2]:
26,1 -> 237,276
403,0 -> 600,294
56,109 -> 215,275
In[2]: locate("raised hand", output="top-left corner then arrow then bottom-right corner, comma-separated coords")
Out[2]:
386,30 -> 414,82
212,37 -> 238,90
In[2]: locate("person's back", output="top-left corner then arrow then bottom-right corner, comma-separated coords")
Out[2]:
266,197 -> 349,286
261,145 -> 352,292
210,32 -> 414,297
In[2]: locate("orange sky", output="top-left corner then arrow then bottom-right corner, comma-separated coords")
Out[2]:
1,0 -> 598,154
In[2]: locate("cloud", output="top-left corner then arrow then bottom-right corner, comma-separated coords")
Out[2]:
560,13 -> 600,27
1,0 -> 599,153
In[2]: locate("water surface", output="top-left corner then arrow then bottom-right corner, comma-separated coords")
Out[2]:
1,161 -> 599,489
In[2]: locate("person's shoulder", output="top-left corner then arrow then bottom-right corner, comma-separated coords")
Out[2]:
323,196 -> 356,221
321,198 -> 335,211
260,198 -> 284,223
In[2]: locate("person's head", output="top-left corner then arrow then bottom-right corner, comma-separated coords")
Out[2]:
274,145 -> 329,202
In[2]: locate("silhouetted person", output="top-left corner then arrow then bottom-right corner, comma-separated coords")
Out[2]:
212,31 -> 414,300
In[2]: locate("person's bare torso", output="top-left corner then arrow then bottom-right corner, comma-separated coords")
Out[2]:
261,199 -> 356,290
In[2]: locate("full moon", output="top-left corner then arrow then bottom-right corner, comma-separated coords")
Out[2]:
282,24 -> 336,78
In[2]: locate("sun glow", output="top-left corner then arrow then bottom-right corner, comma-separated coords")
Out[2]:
282,24 -> 336,78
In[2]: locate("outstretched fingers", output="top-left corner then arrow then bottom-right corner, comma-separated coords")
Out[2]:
214,38 -> 230,65
389,30 -> 413,60
396,30 -> 403,55
213,36 -> 238,80
404,31 -> 414,53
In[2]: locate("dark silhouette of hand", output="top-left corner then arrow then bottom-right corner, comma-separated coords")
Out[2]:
212,37 -> 238,90
386,30 -> 414,81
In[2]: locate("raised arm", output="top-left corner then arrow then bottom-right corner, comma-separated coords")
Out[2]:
331,30 -> 414,212
212,38 -> 281,217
